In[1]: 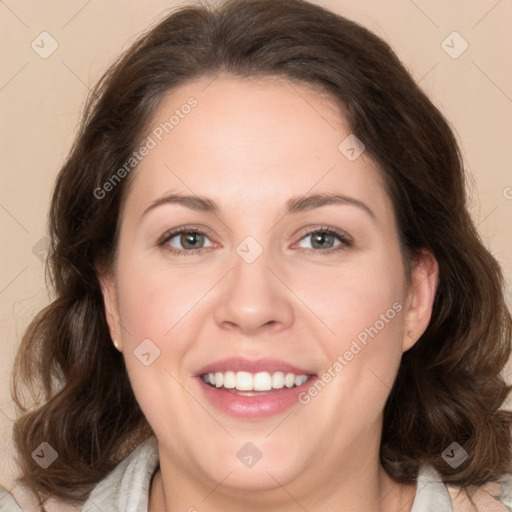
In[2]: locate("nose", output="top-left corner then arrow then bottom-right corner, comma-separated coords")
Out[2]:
213,246 -> 294,335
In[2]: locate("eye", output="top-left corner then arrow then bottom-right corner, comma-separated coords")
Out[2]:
159,228 -> 215,255
295,227 -> 352,253
158,225 -> 352,256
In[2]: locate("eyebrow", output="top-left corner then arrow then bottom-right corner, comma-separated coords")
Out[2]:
141,192 -> 376,220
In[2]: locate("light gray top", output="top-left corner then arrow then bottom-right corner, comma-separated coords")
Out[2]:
1,436 -> 511,511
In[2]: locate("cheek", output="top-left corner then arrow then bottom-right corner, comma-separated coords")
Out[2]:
294,250 -> 406,416
114,257 -> 221,417
113,263 -> 196,401
293,250 -> 405,346
116,263 -> 200,437
115,257 -> 214,344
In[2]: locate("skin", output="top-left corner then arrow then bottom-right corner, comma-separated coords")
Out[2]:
100,74 -> 439,512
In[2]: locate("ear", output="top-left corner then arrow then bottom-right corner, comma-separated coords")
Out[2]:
97,266 -> 123,351
402,249 -> 439,352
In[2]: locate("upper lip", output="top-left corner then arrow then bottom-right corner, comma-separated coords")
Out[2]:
195,357 -> 316,377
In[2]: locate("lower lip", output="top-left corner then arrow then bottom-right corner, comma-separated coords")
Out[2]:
196,376 -> 317,419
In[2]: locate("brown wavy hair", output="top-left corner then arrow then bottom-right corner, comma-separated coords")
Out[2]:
10,0 -> 512,508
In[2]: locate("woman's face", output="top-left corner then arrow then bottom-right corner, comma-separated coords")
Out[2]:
101,75 -> 437,498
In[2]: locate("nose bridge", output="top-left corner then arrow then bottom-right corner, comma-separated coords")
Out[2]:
213,235 -> 294,332
230,237 -> 277,309
232,237 -> 271,292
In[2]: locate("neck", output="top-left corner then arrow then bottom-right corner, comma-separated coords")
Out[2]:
148,451 -> 416,512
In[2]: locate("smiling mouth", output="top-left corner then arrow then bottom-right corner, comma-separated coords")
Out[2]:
201,370 -> 314,394
197,367 -> 318,419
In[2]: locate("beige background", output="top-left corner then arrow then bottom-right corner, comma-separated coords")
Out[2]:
1,0 -> 511,509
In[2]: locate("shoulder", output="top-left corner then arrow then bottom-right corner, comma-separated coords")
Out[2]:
412,464 -> 512,512
81,435 -> 159,512
446,472 -> 512,512
0,437 -> 159,512
0,484 -> 21,511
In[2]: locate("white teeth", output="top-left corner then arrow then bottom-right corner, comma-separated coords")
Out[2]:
295,375 -> 308,386
271,371 -> 285,389
223,371 -> 236,389
214,372 -> 224,388
236,371 -> 253,391
253,372 -> 272,391
285,373 -> 295,388
201,370 -> 310,391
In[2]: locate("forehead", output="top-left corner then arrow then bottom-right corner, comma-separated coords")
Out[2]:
124,75 -> 390,219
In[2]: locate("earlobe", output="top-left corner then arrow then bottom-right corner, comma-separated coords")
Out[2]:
402,249 -> 439,352
97,269 -> 122,351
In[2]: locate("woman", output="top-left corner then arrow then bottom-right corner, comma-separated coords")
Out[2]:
1,0 -> 511,510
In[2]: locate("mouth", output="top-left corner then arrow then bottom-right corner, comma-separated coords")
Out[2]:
195,357 -> 317,419
200,370 -> 313,395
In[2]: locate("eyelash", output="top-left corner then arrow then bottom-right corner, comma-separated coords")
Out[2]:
158,225 -> 353,256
